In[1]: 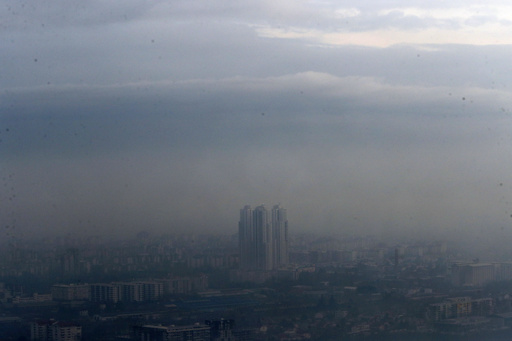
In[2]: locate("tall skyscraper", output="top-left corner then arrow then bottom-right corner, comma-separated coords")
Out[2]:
239,204 -> 288,271
272,204 -> 289,267
239,205 -> 255,270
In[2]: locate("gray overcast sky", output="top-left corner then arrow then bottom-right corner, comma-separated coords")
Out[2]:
2,1 -> 512,245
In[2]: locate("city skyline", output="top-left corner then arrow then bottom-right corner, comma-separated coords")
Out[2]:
5,1 -> 512,339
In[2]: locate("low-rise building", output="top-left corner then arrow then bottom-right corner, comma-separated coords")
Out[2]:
30,320 -> 81,341
52,284 -> 90,301
134,323 -> 210,341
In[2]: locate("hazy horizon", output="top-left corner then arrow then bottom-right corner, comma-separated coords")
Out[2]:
3,1 -> 512,249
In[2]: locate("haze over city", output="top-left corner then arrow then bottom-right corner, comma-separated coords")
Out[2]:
3,0 -> 512,246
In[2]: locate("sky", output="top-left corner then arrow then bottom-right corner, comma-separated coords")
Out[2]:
3,1 -> 512,245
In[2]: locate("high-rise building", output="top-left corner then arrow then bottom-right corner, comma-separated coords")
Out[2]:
272,204 -> 289,267
239,204 -> 289,271
239,205 -> 254,270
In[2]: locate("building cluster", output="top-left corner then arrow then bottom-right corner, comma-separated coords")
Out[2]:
287,236 -> 448,267
52,275 -> 208,303
238,204 -> 289,271
0,234 -> 237,283
8,209 -> 512,339
234,204 -> 290,283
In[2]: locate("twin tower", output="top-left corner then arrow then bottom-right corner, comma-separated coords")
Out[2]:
239,204 -> 289,271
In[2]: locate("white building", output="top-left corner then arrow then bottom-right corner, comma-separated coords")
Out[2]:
451,263 -> 495,287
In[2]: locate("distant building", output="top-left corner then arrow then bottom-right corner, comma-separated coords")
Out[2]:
494,262 -> 512,281
30,320 -> 81,341
31,320 -> 51,341
451,263 -> 495,287
272,204 -> 289,267
78,276 -> 206,303
427,297 -> 494,321
51,322 -> 82,341
90,281 -> 165,303
52,284 -> 90,301
134,323 -> 210,341
114,281 -> 163,302
134,320 -> 254,341
90,283 -> 120,303
238,204 -> 289,271
12,293 -> 52,305
132,325 -> 168,341
205,319 -> 235,340
161,275 -> 208,295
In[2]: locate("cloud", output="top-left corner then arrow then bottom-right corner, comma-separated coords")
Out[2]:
251,3 -> 512,47
256,23 -> 512,48
378,6 -> 512,23
5,70 -> 510,128
0,0 -> 153,31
